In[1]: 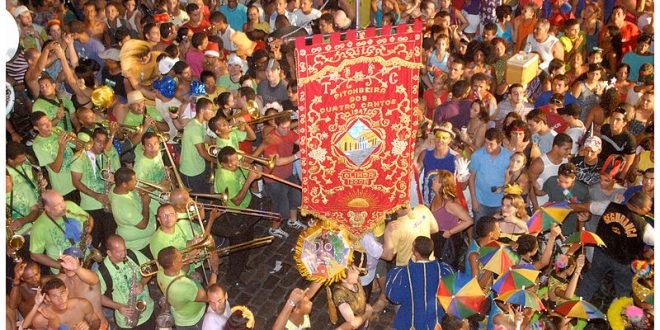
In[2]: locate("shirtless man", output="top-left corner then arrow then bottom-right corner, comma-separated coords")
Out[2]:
83,3 -> 108,42
55,254 -> 108,328
31,277 -> 101,330
8,261 -> 42,325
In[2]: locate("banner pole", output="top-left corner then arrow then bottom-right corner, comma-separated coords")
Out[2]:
355,0 -> 360,29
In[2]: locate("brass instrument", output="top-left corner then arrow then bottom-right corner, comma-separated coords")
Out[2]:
99,169 -> 171,204
98,120 -> 145,136
189,192 -> 229,204
126,261 -> 147,327
230,110 -> 294,128
53,127 -> 93,151
6,206 -> 25,263
158,133 -> 188,191
146,114 -> 171,142
102,156 -> 112,212
226,100 -> 260,121
139,235 -> 274,277
197,203 -> 284,220
206,146 -> 276,170
238,164 -> 302,189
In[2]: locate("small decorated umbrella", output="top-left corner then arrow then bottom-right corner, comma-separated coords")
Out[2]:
294,224 -> 352,284
479,241 -> 521,275
437,273 -> 487,318
554,297 -> 606,320
492,263 -> 541,294
496,287 -> 545,311
564,229 -> 606,254
527,201 -> 573,234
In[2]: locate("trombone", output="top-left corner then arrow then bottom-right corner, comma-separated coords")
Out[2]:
189,192 -> 229,204
196,202 -> 284,220
206,146 -> 276,170
139,235 -> 274,277
157,133 -> 187,191
53,127 -> 93,151
239,165 -> 302,189
99,169 -> 171,203
230,110 -> 294,128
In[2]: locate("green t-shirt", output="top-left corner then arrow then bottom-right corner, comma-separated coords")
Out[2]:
215,130 -> 247,151
122,106 -> 163,127
70,150 -> 121,211
33,134 -> 76,195
134,152 -> 166,187
109,190 -> 157,251
29,202 -> 90,274
32,97 -> 75,132
216,74 -> 241,92
176,211 -> 203,242
156,271 -> 205,326
7,164 -> 40,235
96,252 -> 155,328
214,167 -> 250,209
180,119 -> 207,176
149,227 -> 188,260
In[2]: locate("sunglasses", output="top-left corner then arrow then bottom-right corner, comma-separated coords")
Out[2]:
613,106 -> 627,117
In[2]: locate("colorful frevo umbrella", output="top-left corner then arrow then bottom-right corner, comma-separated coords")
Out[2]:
564,229 -> 607,247
437,273 -> 487,318
492,263 -> 541,294
527,201 -> 573,234
479,241 -> 521,275
554,297 -> 606,320
294,224 -> 353,284
496,287 -> 546,311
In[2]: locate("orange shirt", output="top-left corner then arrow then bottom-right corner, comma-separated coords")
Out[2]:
513,17 -> 538,53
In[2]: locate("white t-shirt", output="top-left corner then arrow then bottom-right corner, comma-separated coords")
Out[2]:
156,97 -> 182,144
202,302 -> 231,330
290,9 -> 321,33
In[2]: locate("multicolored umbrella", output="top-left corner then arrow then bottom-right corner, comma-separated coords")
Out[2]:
564,229 -> 607,247
554,297 -> 606,320
479,241 -> 521,275
492,263 -> 541,294
496,287 -> 545,311
437,273 -> 487,318
294,224 -> 352,284
527,201 -> 573,233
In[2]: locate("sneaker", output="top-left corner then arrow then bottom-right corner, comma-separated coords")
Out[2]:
268,227 -> 289,239
287,219 -> 307,230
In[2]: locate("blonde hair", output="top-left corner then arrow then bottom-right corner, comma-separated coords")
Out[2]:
432,170 -> 457,201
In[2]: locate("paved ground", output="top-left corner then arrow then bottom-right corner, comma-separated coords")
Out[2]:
216,218 -> 397,329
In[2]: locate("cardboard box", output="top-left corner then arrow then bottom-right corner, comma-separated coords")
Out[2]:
505,53 -> 540,86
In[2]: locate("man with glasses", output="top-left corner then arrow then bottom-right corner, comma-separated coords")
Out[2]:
599,106 -> 637,182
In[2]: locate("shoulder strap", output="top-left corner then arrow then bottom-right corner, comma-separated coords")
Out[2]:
165,275 -> 186,303
126,249 -> 139,265
98,262 -> 113,297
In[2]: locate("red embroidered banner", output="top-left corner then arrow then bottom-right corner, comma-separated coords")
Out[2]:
296,23 -> 423,236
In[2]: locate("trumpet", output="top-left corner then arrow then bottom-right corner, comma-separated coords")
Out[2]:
227,100 -> 260,121
139,235 -> 274,277
239,164 -> 302,189
98,120 -> 144,135
197,203 -> 284,220
99,169 -> 171,203
206,146 -> 276,170
53,127 -> 93,151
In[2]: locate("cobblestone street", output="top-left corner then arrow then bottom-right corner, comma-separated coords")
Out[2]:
217,220 -> 397,329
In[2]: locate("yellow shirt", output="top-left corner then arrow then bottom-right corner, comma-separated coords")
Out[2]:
390,205 -> 436,266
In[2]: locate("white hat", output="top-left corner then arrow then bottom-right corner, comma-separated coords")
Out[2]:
14,5 -> 32,18
158,57 -> 177,75
99,48 -> 120,61
227,53 -> 243,67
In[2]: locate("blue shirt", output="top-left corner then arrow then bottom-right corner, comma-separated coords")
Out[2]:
469,146 -> 512,207
386,260 -> 445,330
74,38 -> 106,68
220,4 -> 248,32
534,91 -> 578,108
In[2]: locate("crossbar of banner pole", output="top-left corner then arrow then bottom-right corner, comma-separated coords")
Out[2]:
281,22 -> 420,43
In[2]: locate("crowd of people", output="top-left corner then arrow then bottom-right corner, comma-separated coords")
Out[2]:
4,0 -> 655,327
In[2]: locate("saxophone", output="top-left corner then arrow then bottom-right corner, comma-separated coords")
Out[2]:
76,217 -> 102,269
102,156 -> 112,212
126,261 -> 147,327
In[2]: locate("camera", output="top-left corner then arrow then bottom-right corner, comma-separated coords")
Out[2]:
490,186 -> 499,193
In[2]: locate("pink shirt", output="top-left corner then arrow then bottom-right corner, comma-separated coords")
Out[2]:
185,49 -> 205,79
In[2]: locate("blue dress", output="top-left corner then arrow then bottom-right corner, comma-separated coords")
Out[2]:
422,149 -> 456,205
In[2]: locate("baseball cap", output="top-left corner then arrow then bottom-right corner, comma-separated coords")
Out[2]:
158,57 -> 178,75
127,90 -> 145,105
99,48 -> 120,61
583,136 -> 602,152
13,5 -> 32,18
557,103 -> 580,117
266,58 -> 280,71
227,53 -> 243,67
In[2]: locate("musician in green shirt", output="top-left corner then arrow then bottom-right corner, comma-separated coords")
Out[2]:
7,142 -> 42,237
32,75 -> 76,132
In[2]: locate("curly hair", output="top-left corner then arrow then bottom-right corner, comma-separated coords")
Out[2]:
466,40 -> 496,65
599,87 -> 621,117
